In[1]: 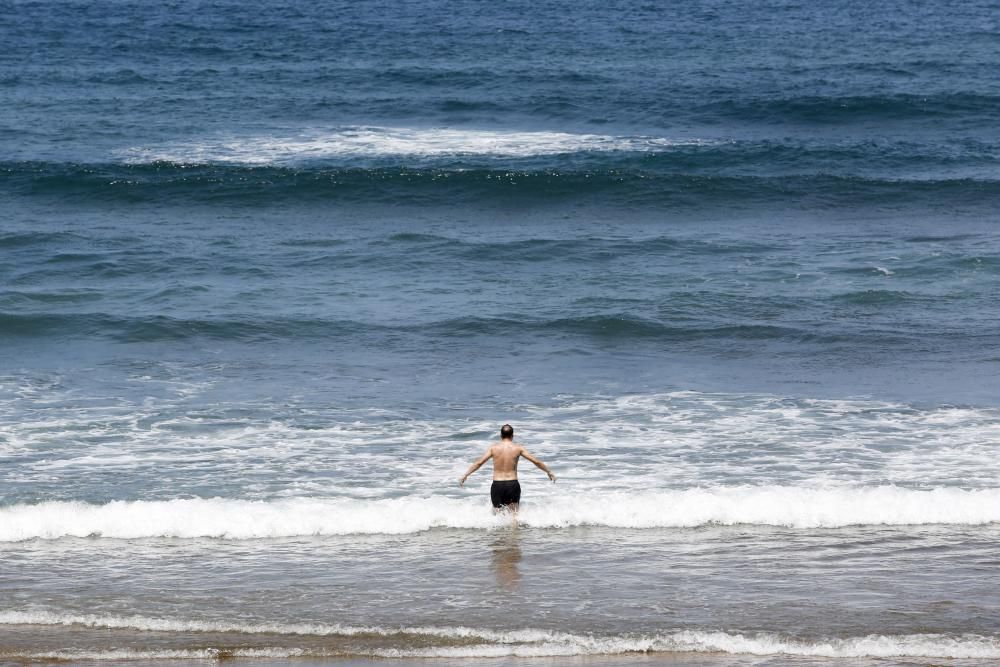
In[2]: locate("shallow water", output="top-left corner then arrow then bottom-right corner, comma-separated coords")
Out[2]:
3,525 -> 1000,660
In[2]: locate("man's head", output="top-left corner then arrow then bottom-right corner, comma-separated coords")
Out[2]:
500,424 -> 514,440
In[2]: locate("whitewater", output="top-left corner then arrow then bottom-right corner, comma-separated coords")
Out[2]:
3,611 -> 1000,660
118,126 -> 712,165
3,486 -> 1000,541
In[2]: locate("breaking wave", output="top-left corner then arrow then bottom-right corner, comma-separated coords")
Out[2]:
119,126 -> 707,164
3,486 -> 1000,541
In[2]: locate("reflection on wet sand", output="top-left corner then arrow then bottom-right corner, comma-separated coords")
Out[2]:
490,526 -> 522,590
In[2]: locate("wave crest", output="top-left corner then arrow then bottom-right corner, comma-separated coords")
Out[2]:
120,127 -> 706,164
2,486 -> 999,541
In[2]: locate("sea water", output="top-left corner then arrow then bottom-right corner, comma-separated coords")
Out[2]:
2,0 -> 1000,663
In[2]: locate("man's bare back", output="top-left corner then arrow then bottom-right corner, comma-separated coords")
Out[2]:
459,424 -> 555,511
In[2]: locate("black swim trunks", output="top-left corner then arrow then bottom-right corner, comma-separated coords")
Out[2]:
490,480 -> 521,508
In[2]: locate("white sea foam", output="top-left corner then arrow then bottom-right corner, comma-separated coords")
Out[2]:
5,390 -> 1000,510
0,611 -> 584,644
388,631 -> 1000,658
120,126 -> 707,164
8,648 -> 311,661
2,485 -> 999,541
0,609 -> 385,637
2,612 -> 998,659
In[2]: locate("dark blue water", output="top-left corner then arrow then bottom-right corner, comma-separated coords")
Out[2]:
2,0 -> 1000,663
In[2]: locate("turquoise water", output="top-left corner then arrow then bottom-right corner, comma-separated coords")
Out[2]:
2,0 -> 1000,663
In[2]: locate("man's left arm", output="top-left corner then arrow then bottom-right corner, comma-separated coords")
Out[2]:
521,448 -> 556,482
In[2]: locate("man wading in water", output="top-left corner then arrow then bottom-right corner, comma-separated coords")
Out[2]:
459,424 -> 556,513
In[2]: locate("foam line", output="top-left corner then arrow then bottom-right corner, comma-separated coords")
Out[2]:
2,486 -> 999,541
120,126 -> 708,164
2,612 -> 999,659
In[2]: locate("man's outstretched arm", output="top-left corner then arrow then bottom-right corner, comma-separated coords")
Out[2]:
521,448 -> 556,482
459,448 -> 493,486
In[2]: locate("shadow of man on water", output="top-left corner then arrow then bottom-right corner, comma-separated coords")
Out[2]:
490,524 -> 522,591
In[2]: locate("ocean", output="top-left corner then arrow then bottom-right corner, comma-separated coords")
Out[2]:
2,0 -> 1000,664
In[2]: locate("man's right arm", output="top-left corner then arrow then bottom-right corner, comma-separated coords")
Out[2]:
459,447 -> 493,486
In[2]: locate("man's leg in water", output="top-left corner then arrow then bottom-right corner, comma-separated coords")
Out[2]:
494,503 -> 519,526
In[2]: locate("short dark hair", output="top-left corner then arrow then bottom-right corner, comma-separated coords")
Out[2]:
500,424 -> 514,439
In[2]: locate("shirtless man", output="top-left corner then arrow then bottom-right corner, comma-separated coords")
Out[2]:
459,424 -> 556,511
